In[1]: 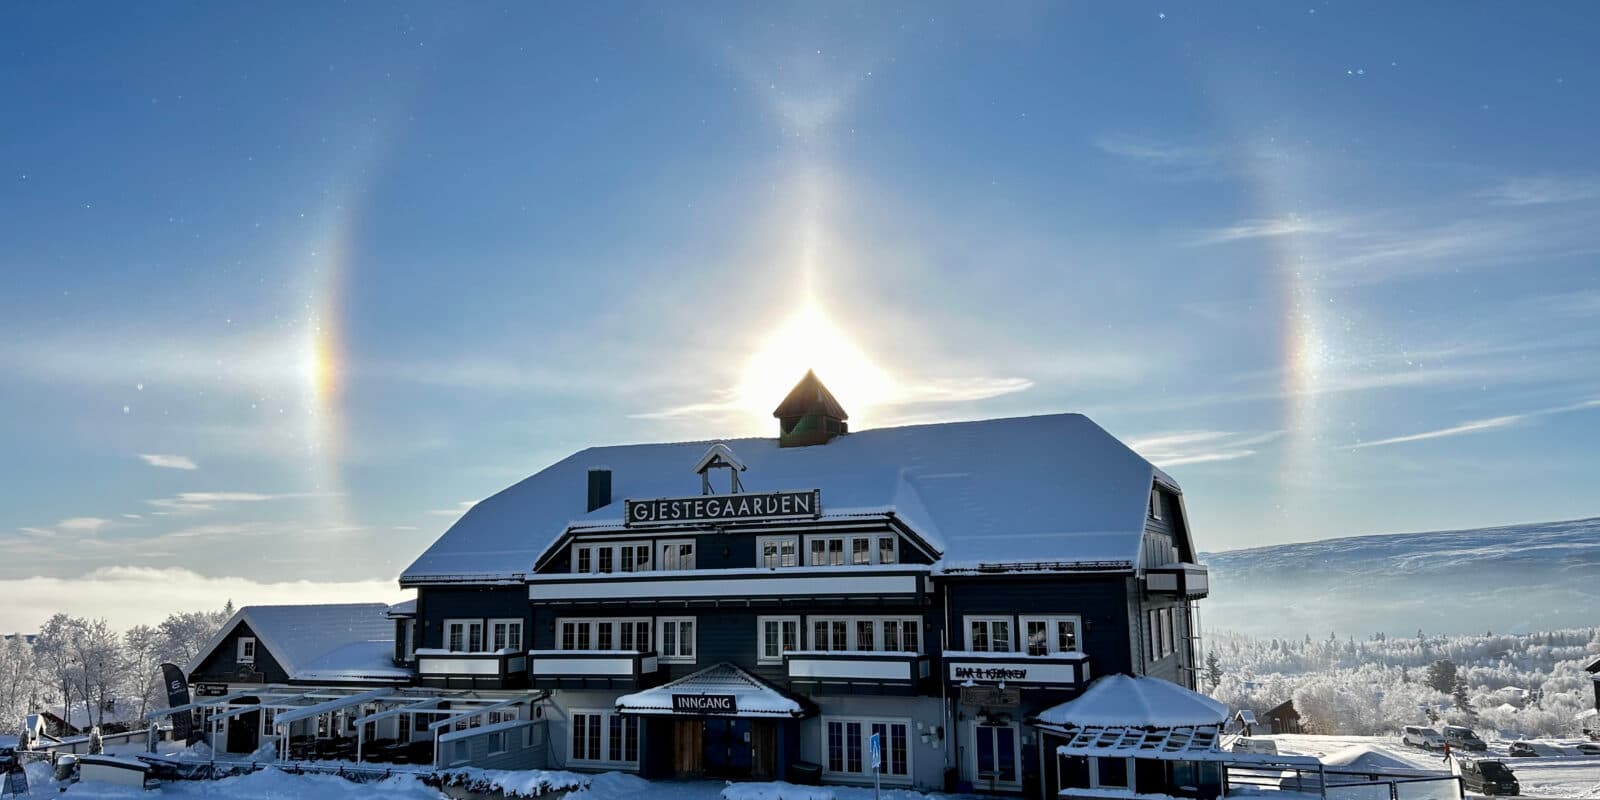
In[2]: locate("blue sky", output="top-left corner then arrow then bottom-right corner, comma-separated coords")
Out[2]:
2,2 -> 1597,627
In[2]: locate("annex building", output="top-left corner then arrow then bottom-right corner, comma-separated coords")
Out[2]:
181,372 -> 1212,797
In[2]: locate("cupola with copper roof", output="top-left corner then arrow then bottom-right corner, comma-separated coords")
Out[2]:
773,370 -> 849,447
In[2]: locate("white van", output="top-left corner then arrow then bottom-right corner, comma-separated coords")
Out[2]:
1401,725 -> 1445,750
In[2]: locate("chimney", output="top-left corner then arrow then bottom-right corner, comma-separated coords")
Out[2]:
586,468 -> 612,512
772,370 -> 849,447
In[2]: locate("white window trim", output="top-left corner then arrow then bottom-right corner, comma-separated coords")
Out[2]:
877,535 -> 898,565
807,616 -> 922,653
964,616 -> 1015,652
568,708 -> 640,768
966,720 -> 1024,789
444,618 -> 485,653
572,540 -> 654,574
556,617 -> 652,652
1020,614 -> 1083,655
237,637 -> 256,664
756,535 -> 801,568
1149,489 -> 1163,520
820,716 -> 913,784
757,615 -> 801,663
657,616 -> 696,663
489,618 -> 523,652
805,533 -> 898,566
1090,756 -> 1135,790
403,619 -> 417,661
658,539 -> 697,571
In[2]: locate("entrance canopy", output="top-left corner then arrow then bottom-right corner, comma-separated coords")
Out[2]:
616,662 -> 810,719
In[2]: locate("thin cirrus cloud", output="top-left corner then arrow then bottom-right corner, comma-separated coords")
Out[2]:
428,501 -> 479,518
1190,215 -> 1341,245
1477,174 -> 1600,206
139,453 -> 198,470
145,491 -> 341,514
1126,430 -> 1285,468
1348,399 -> 1600,450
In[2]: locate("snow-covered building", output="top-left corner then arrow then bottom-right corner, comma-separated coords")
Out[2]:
390,372 -> 1209,796
1587,656 -> 1599,715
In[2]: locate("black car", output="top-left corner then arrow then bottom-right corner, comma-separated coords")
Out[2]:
1458,759 -> 1519,796
1506,741 -> 1537,758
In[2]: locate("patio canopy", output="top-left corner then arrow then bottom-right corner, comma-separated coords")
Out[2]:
616,662 -> 809,719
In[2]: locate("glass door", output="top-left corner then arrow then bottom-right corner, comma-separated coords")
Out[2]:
968,722 -> 1020,791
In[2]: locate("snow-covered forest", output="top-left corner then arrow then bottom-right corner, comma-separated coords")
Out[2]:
0,603 -> 233,736
1205,627 -> 1600,738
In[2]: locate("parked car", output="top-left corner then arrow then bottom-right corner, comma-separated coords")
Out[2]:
1442,725 -> 1488,751
1401,725 -> 1446,750
1231,737 -> 1278,755
1577,741 -> 1600,756
1506,741 -> 1538,758
1456,758 -> 1519,796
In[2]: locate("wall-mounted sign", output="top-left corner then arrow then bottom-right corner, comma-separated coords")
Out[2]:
626,490 -> 820,527
193,682 -> 229,697
960,686 -> 1022,707
673,694 -> 737,714
953,666 -> 1028,681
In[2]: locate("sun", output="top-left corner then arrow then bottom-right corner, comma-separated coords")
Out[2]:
734,304 -> 894,428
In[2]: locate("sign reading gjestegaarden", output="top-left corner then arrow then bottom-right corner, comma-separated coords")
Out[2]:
626,490 -> 821,527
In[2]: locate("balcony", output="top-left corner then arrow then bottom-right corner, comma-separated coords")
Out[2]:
415,649 -> 527,690
944,650 -> 1090,690
526,565 -> 930,606
783,651 -> 930,694
1146,563 -> 1209,599
527,650 -> 660,690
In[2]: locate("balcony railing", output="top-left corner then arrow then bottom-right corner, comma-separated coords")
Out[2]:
527,649 -> 659,689
784,650 -> 929,692
1146,563 -> 1209,599
526,565 -> 931,605
943,650 -> 1090,689
414,648 -> 527,689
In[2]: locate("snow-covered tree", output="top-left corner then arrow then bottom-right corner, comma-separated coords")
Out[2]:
0,635 -> 38,733
122,625 -> 165,720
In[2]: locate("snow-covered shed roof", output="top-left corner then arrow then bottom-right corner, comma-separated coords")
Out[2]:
1320,744 -> 1431,773
615,662 -> 806,718
1035,674 -> 1228,729
403,413 -> 1174,584
187,603 -> 406,683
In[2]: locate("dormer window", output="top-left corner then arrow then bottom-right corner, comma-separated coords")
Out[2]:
808,534 -> 899,566
237,637 -> 256,664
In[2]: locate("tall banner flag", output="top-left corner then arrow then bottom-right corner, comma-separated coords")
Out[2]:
159,662 -> 195,744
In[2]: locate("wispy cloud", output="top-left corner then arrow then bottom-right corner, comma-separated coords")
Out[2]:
146,490 -> 340,514
1093,134 -> 1220,171
1348,399 -> 1600,450
631,375 -> 1034,421
1192,215 -> 1341,244
1127,430 -> 1285,468
428,501 -> 479,518
139,453 -> 198,470
1478,174 -> 1600,206
57,517 -> 111,532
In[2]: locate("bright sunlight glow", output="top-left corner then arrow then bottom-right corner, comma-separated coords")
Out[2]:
734,304 -> 894,427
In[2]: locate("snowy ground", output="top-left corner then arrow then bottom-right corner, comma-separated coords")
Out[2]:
1258,733 -> 1600,799
21,761 -> 979,800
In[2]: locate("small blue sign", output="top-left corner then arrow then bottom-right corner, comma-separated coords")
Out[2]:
868,731 -> 882,771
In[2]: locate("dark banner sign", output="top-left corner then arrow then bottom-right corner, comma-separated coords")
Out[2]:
960,686 -> 1022,708
159,663 -> 194,743
193,682 -> 229,697
673,694 -> 737,714
626,490 -> 820,527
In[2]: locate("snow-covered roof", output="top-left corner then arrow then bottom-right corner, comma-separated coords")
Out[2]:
386,599 -> 417,618
1035,674 -> 1228,728
1054,723 -> 1222,760
45,698 -> 144,731
187,603 -> 403,683
403,413 -> 1172,584
1320,744 -> 1430,773
615,662 -> 806,718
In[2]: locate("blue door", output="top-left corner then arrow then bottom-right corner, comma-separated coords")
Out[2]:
704,719 -> 753,776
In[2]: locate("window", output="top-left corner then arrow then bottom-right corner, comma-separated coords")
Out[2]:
620,543 -> 650,572
1096,756 -> 1130,789
237,637 -> 256,664
1148,609 -> 1177,660
659,617 -> 695,662
1021,615 -> 1081,655
660,540 -> 696,570
758,616 -> 800,663
403,619 -> 417,661
570,710 -> 638,766
758,535 -> 800,568
577,547 -> 592,573
559,618 -> 650,652
260,705 -> 276,737
1163,608 -> 1176,656
967,617 -> 1013,652
445,619 -> 485,653
490,619 -> 523,652
823,718 -> 911,782
598,548 -> 614,573
1149,490 -> 1162,520
808,534 -> 898,566
573,541 -> 652,574
810,617 -> 921,652
488,731 -> 505,754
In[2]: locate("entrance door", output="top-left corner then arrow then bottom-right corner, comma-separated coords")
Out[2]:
967,722 -> 1020,791
704,719 -> 752,777
750,721 -> 776,780
674,719 -> 704,776
227,707 -> 260,754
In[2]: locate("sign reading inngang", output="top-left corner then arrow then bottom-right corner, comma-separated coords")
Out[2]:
625,490 -> 820,527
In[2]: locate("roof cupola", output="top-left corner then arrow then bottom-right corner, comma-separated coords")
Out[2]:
772,370 -> 848,447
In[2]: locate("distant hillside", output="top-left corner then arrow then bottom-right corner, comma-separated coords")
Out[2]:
1201,517 -> 1600,638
